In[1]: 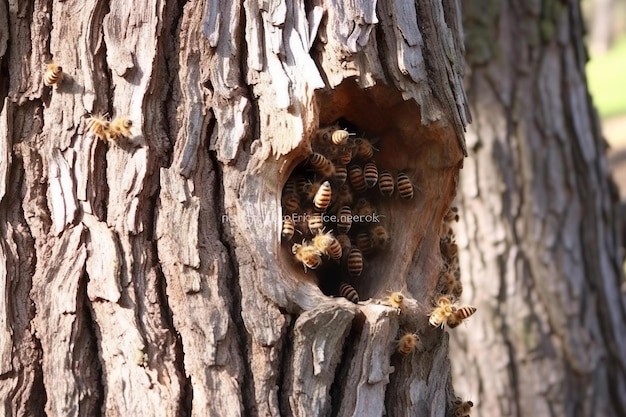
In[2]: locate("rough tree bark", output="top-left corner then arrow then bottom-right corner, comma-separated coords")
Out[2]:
0,0 -> 475,416
451,1 -> 626,416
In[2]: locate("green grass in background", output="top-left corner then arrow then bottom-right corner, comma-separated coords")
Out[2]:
586,35 -> 626,119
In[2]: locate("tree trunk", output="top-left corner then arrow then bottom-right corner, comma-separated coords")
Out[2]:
453,1 -> 626,416
0,0 -> 473,416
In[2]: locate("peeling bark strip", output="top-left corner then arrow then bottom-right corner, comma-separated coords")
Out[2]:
0,0 -> 482,416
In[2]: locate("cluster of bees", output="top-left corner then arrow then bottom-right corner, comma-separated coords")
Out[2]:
44,62 -> 135,144
281,123 -> 415,303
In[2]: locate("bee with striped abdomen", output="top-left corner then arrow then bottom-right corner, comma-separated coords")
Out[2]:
363,161 -> 378,188
378,170 -> 394,196
396,172 -> 414,199
339,283 -> 359,303
306,210 -> 324,235
309,152 -> 335,178
348,165 -> 367,193
44,63 -> 64,86
282,217 -> 295,241
107,117 -> 133,142
313,180 -> 332,211
447,305 -> 477,328
346,247 -> 364,276
336,205 -> 352,234
333,165 -> 347,186
292,242 -> 323,271
354,137 -> 375,160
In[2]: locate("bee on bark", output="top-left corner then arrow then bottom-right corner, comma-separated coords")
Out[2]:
363,161 -> 378,188
339,282 -> 359,303
383,292 -> 406,311
107,117 -> 133,142
86,115 -> 110,141
396,172 -> 414,199
354,137 -> 375,160
369,224 -> 390,247
348,165 -> 367,193
292,242 -> 323,271
451,397 -> 473,417
428,295 -> 455,328
378,170 -> 394,196
307,211 -> 324,234
333,165 -> 347,186
447,305 -> 477,328
347,247 -> 364,276
282,217 -> 295,241
309,152 -> 335,178
313,180 -> 332,211
397,332 -> 420,355
444,206 -> 460,224
336,205 -> 352,234
44,63 -> 64,86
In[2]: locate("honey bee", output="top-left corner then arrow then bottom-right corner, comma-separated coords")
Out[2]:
348,165 -> 367,193
333,165 -> 347,186
107,117 -> 133,141
336,205 -> 352,234
444,206 -> 459,223
307,211 -> 324,234
397,332 -> 420,355
282,217 -> 295,241
292,242 -> 322,271
384,291 -> 406,311
355,231 -> 374,256
282,193 -> 301,214
339,282 -> 359,303
346,247 -> 363,276
363,161 -> 378,188
309,152 -> 335,178
428,295 -> 455,328
378,170 -> 394,196
397,172 -> 414,199
369,224 -> 390,247
354,137 -> 375,160
337,147 -> 353,165
312,230 -> 342,259
447,305 -> 477,328
44,63 -> 64,86
86,115 -> 110,141
451,397 -> 473,417
313,180 -> 332,211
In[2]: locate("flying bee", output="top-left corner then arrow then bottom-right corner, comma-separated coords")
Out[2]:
451,397 -> 473,417
397,332 -> 420,355
333,165 -> 347,186
354,137 -> 375,160
307,211 -> 324,234
384,292 -> 406,311
313,180 -> 332,211
348,165 -> 367,193
397,172 -> 414,199
428,295 -> 455,328
282,193 -> 301,215
336,205 -> 352,234
309,152 -> 335,178
86,115 -> 110,141
378,170 -> 394,196
292,242 -> 322,271
363,161 -> 378,188
355,231 -> 374,256
337,147 -> 353,165
44,63 -> 64,86
346,247 -> 363,276
339,282 -> 359,303
447,305 -> 477,328
369,224 -> 390,247
107,117 -> 133,142
353,198 -> 375,218
282,216 -> 295,241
